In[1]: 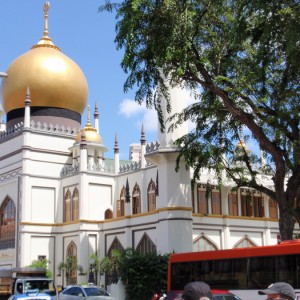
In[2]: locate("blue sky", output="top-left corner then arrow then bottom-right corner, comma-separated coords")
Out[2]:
0,1 -> 158,160
0,1 -> 261,161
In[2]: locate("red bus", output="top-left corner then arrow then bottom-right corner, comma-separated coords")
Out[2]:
168,239 -> 300,300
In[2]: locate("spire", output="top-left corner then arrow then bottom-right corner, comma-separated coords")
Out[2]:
156,170 -> 159,196
125,178 -> 131,203
114,132 -> 120,175
80,129 -> 87,149
114,132 -> 119,154
24,86 -> 31,128
25,86 -> 31,106
87,105 -> 91,125
32,2 -> 61,51
94,102 -> 99,118
140,123 -> 146,145
140,123 -> 146,168
94,103 -> 99,133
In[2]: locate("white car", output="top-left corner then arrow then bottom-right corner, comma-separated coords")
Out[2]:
59,285 -> 114,300
9,289 -> 53,300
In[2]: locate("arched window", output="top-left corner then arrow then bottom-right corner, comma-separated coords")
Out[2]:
136,233 -> 156,254
197,184 -> 208,214
228,190 -> 238,216
147,179 -> 156,212
106,238 -> 125,285
117,187 -> 125,217
193,235 -> 218,252
269,198 -> 278,219
72,188 -> 79,221
108,237 -> 125,256
0,197 -> 16,249
66,242 -> 77,285
64,188 -> 79,222
234,235 -> 257,248
64,189 -> 72,222
105,209 -> 113,219
132,183 -> 141,214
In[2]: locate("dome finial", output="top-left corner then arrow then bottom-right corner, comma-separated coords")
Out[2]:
43,2 -> 50,38
32,2 -> 61,51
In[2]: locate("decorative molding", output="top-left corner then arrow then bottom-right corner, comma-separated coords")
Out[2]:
0,169 -> 22,183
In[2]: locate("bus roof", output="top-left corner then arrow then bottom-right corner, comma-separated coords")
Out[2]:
169,239 -> 300,263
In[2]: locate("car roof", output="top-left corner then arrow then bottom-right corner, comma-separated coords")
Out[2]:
212,290 -> 234,295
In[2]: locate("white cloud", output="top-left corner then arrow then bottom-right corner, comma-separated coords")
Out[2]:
119,98 -> 158,133
118,98 -> 146,117
138,109 -> 158,132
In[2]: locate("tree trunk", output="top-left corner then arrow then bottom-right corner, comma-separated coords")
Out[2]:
278,206 -> 295,240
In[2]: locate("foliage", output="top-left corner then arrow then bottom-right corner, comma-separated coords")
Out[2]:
27,259 -> 52,278
57,256 -> 82,282
99,249 -> 123,284
99,249 -> 169,300
118,249 -> 169,300
100,0 -> 300,240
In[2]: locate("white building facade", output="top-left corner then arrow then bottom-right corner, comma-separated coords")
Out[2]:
0,2 -> 295,293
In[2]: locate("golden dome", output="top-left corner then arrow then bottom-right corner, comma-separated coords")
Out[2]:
75,124 -> 103,143
1,2 -> 88,115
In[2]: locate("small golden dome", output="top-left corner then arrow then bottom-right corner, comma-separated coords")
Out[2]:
75,123 -> 103,143
75,106 -> 103,143
1,2 -> 88,115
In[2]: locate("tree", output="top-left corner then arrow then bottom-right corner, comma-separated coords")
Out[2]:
100,0 -> 300,240
100,248 -> 169,300
99,249 -> 122,284
27,259 -> 52,278
57,256 -> 82,285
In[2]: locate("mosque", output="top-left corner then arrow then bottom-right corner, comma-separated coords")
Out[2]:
0,1 -> 291,290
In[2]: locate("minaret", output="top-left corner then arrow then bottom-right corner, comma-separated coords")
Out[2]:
114,133 -> 120,175
94,103 -> 99,133
24,86 -> 31,128
157,79 -> 189,148
79,130 -> 87,172
140,123 -> 146,168
0,72 -> 7,132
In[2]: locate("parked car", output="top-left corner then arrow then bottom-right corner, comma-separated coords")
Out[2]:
8,289 -> 53,300
59,285 -> 114,300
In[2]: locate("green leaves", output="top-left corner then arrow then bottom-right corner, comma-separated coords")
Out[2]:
100,0 -> 300,239
119,249 -> 169,300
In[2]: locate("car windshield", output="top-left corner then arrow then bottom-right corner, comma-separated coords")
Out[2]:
24,280 -> 56,296
83,287 -> 106,296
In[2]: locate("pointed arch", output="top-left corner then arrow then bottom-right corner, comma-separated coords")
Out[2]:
233,235 -> 258,248
193,234 -> 218,252
136,233 -> 156,254
0,196 -> 16,249
107,237 -> 125,256
64,189 -> 71,222
147,179 -> 156,212
132,183 -> 141,214
72,188 -> 79,221
105,209 -> 113,219
117,186 -> 125,217
66,241 -> 77,285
